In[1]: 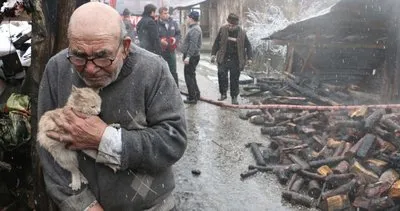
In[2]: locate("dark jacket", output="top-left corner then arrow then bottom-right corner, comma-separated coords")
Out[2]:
137,15 -> 162,55
37,45 -> 187,210
157,17 -> 181,52
211,24 -> 252,71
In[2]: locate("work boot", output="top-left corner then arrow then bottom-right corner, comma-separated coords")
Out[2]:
218,94 -> 227,101
231,96 -> 238,105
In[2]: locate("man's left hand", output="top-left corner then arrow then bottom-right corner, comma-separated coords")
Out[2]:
46,107 -> 108,150
183,57 -> 190,65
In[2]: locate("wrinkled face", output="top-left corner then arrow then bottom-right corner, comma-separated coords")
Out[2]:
68,35 -> 126,89
160,10 -> 169,21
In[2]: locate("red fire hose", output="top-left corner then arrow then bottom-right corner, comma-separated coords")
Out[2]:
181,91 -> 400,111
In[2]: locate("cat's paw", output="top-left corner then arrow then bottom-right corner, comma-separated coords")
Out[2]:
69,180 -> 81,191
80,173 -> 88,184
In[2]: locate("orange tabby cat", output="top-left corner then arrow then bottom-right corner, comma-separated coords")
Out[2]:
37,86 -> 101,190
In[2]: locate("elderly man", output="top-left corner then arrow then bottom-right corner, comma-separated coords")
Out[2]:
211,13 -> 252,105
37,2 -> 186,211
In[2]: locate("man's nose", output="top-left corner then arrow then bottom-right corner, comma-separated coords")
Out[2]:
84,61 -> 97,74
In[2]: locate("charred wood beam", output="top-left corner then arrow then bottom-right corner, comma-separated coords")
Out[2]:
285,79 -> 339,106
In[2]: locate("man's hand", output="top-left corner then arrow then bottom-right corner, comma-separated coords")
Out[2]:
171,37 -> 176,45
46,107 -> 108,150
211,55 -> 216,64
160,38 -> 168,47
183,57 -> 190,65
87,202 -> 104,211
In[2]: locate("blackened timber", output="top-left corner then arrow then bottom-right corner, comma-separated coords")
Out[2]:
260,126 -> 289,136
240,169 -> 258,179
281,190 -> 315,208
285,79 -> 339,106
293,111 -> 319,123
281,144 -> 309,153
290,177 -> 305,192
309,156 -> 347,168
364,109 -> 386,130
321,179 -> 357,199
288,154 -> 310,170
308,180 -> 321,199
246,143 -> 266,166
356,133 -> 376,159
381,118 -> 400,132
298,170 -> 325,181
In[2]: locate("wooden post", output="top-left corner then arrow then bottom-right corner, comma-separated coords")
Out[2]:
285,44 -> 295,73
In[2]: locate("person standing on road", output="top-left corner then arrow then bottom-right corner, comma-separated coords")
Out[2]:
181,11 -> 202,104
158,6 -> 181,87
211,13 -> 252,105
136,4 -> 162,55
122,8 -> 136,41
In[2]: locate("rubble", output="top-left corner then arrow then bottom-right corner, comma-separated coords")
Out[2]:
239,78 -> 400,210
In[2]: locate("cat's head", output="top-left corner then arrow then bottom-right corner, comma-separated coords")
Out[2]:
66,85 -> 102,115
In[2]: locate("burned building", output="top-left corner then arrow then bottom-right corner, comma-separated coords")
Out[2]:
263,0 -> 399,104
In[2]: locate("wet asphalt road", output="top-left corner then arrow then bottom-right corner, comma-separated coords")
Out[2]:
172,54 -> 317,211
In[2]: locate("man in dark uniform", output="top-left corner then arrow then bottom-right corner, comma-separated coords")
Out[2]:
211,13 -> 252,105
158,7 -> 181,87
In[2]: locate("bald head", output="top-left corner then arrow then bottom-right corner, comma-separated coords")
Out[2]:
68,2 -> 122,40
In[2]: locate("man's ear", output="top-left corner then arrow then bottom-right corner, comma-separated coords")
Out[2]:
123,37 -> 131,55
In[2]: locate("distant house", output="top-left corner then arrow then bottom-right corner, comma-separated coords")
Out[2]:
263,0 -> 400,103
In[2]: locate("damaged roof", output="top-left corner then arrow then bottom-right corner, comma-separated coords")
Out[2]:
263,0 -> 390,46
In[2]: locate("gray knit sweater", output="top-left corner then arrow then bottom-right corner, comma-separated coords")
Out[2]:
37,45 -> 187,210
180,23 -> 202,58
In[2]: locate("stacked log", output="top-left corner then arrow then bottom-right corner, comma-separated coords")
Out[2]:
240,106 -> 400,210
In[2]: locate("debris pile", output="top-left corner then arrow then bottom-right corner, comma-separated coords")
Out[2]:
240,105 -> 400,210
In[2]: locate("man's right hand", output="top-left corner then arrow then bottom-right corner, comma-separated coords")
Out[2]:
87,203 -> 104,211
161,38 -> 168,47
211,55 -> 216,64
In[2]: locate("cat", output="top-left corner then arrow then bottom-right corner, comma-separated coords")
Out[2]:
37,86 -> 101,191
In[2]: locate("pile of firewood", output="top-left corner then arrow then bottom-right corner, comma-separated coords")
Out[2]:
240,106 -> 400,210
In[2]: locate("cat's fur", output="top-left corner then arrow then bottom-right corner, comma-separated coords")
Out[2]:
37,86 -> 101,191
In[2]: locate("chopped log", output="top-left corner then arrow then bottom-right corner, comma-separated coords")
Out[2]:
308,180 -> 322,199
290,177 -> 305,192
285,79 -> 339,106
288,154 -> 310,170
245,143 -> 266,166
309,156 -> 347,168
322,179 -> 357,200
364,109 -> 386,130
260,126 -> 289,136
281,190 -> 315,208
355,133 -> 376,159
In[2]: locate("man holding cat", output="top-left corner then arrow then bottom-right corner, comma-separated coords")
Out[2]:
37,2 -> 187,211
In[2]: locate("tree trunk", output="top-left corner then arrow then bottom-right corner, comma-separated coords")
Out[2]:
31,1 -> 89,210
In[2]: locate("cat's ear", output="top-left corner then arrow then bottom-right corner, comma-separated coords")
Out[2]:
71,85 -> 78,92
